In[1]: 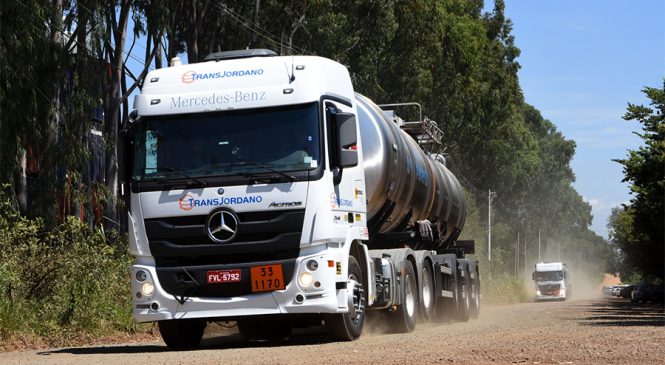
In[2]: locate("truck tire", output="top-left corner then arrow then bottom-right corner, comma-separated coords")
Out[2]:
469,265 -> 480,319
237,318 -> 292,341
389,260 -> 418,333
419,260 -> 435,322
456,264 -> 471,322
158,318 -> 206,349
325,256 -> 365,341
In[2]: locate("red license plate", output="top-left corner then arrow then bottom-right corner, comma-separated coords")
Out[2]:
207,269 -> 241,284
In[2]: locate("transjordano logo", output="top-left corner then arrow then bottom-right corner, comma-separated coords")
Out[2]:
181,71 -> 196,84
178,193 -> 195,211
180,69 -> 264,84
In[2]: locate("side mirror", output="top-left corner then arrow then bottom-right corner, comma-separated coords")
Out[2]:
334,111 -> 358,168
330,110 -> 358,185
531,272 -> 535,280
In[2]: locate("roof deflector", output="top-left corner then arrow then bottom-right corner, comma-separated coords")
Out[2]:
203,49 -> 277,62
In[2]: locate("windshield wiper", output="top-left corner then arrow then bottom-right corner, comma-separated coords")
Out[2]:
233,160 -> 296,183
148,166 -> 207,189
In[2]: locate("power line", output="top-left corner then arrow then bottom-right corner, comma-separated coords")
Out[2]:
208,2 -> 312,56
71,1 -> 156,72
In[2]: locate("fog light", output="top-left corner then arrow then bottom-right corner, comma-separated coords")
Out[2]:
141,282 -> 155,296
306,259 -> 319,271
136,270 -> 147,282
299,272 -> 314,287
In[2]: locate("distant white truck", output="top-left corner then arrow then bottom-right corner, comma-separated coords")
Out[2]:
532,262 -> 570,301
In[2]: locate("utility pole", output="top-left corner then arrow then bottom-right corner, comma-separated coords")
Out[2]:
538,228 -> 541,262
488,190 -> 491,262
522,219 -> 527,276
516,231 -> 520,276
518,207 -> 527,277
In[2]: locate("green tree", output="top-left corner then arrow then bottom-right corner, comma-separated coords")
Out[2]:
611,81 -> 665,280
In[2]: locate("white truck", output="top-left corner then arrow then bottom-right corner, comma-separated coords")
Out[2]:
532,262 -> 570,301
120,49 -> 480,348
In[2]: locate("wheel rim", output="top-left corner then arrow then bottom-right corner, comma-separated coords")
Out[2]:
349,273 -> 364,325
474,283 -> 480,308
422,267 -> 433,311
405,273 -> 416,317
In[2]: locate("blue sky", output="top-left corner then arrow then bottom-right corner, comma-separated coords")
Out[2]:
499,0 -> 665,238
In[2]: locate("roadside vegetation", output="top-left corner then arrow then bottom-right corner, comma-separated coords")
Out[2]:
607,83 -> 664,284
0,186 -> 143,349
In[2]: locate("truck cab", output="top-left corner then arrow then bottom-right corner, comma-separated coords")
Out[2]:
532,262 -> 570,301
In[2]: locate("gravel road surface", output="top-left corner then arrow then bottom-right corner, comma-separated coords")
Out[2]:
1,296 -> 663,365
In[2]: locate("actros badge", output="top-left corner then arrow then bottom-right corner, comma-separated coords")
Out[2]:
206,208 -> 239,243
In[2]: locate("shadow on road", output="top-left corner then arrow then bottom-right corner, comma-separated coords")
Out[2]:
36,326 -> 334,356
576,298 -> 664,327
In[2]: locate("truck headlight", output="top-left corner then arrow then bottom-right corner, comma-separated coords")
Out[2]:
141,282 -> 155,296
536,290 -> 541,296
299,272 -> 314,287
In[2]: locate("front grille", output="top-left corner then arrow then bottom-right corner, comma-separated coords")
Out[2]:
538,284 -> 561,296
145,209 -> 305,298
145,210 -> 305,246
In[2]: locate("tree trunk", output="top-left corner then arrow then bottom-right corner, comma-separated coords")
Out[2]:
104,0 -> 131,229
17,148 -> 27,213
186,1 -> 199,63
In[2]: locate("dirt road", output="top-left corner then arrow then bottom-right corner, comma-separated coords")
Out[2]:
2,296 -> 663,365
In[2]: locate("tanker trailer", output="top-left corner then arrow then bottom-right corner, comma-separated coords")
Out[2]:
122,49 -> 479,348
355,94 -> 479,329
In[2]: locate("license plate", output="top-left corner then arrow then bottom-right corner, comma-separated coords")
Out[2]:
207,269 -> 241,284
250,264 -> 285,292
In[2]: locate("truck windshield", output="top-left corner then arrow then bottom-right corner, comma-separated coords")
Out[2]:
132,102 -> 320,181
534,271 -> 563,281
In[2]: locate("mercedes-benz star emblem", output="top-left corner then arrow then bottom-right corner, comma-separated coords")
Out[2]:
206,209 -> 239,243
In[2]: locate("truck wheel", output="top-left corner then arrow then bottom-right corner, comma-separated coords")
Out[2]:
456,265 -> 471,322
390,260 -> 418,332
325,256 -> 365,341
419,261 -> 435,322
469,267 -> 480,319
158,318 -> 206,349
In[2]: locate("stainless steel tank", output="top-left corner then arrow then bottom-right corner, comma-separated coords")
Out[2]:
355,94 -> 467,247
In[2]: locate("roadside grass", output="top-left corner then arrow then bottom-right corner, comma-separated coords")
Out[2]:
482,273 -> 531,304
0,189 -> 149,350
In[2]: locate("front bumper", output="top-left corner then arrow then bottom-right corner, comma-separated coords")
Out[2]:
131,250 -> 349,322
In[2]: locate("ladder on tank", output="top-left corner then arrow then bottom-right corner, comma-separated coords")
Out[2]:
379,102 -> 443,153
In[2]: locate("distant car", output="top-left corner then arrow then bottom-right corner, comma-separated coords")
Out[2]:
619,285 -> 635,299
649,285 -> 664,303
602,286 -> 613,295
631,284 -> 664,304
611,285 -> 624,297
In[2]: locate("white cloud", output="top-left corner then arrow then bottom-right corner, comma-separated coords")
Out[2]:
582,196 -> 630,238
